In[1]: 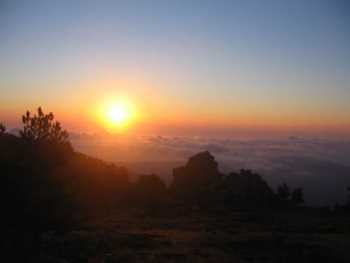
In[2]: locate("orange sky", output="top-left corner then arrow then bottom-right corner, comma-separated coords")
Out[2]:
1,74 -> 349,138
1,1 -> 350,138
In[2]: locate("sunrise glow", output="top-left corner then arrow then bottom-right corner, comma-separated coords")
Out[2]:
0,0 -> 349,138
1,2 -> 350,260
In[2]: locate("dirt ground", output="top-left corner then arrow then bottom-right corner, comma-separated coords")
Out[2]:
34,208 -> 350,263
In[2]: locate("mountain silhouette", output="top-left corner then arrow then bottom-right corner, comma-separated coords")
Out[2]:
0,109 -> 349,262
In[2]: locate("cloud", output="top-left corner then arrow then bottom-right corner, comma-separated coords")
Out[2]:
71,134 -> 350,206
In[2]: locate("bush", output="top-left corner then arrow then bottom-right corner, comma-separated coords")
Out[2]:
276,183 -> 304,207
130,174 -> 167,210
0,122 -> 5,134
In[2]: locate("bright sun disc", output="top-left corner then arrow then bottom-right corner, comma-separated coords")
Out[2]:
93,96 -> 136,132
101,99 -> 135,131
108,105 -> 128,124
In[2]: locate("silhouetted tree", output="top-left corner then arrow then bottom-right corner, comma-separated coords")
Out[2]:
0,109 -> 78,235
291,187 -> 304,205
277,183 -> 291,201
218,169 -> 274,207
0,109 -> 132,238
131,174 -> 167,211
20,107 -> 69,144
0,122 -> 5,134
171,151 -> 223,204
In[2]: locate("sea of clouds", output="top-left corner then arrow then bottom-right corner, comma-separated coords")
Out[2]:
71,133 -> 350,206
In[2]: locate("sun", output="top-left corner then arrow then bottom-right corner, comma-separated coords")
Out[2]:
107,104 -> 128,124
93,96 -> 137,132
106,102 -> 132,128
95,98 -> 136,132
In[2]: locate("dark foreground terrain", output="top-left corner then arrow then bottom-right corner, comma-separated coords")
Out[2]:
7,207 -> 350,263
1,110 -> 350,262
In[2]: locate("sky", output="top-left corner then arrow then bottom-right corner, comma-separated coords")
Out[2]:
1,0 -> 349,137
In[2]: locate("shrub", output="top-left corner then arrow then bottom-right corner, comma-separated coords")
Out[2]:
0,122 -> 5,134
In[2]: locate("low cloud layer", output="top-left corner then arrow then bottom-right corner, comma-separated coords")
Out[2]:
72,134 -> 350,206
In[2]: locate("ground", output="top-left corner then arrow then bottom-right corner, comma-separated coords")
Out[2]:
36,208 -> 350,263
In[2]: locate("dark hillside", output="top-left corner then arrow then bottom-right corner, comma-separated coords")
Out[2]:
1,109 -> 349,262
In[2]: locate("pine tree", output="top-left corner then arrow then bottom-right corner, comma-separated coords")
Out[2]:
20,107 -> 69,144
